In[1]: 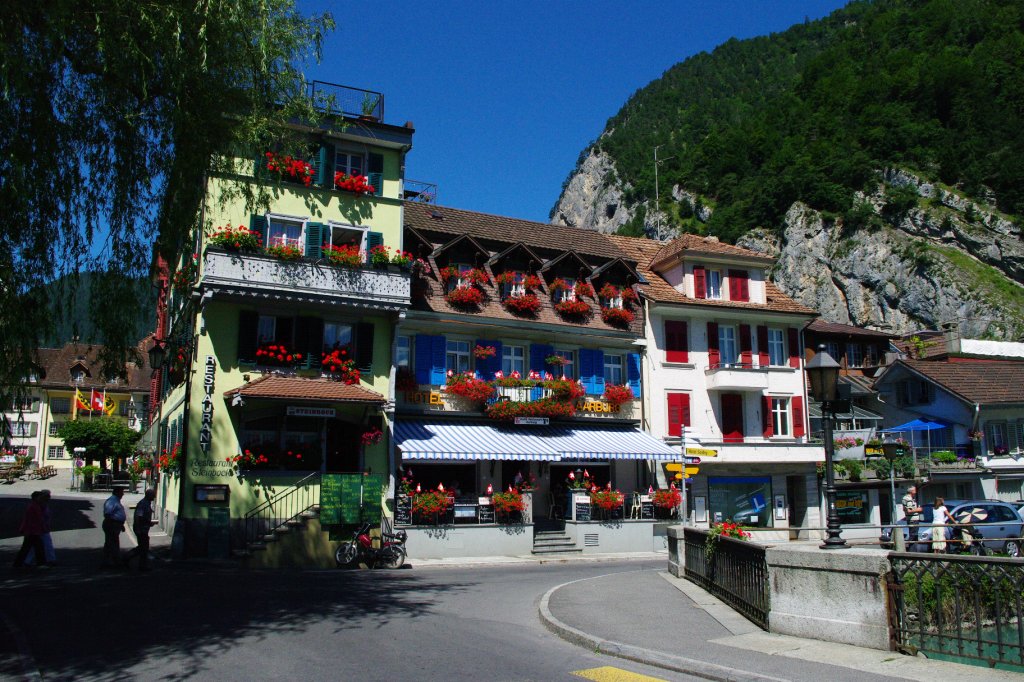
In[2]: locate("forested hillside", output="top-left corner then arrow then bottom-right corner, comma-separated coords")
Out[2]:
42,273 -> 154,347
553,0 -> 1024,338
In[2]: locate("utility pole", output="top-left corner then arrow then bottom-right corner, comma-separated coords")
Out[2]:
653,145 -> 674,242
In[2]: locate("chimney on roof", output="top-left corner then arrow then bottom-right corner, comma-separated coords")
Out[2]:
943,321 -> 961,355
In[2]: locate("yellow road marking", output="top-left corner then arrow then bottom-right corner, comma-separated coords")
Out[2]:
571,666 -> 668,682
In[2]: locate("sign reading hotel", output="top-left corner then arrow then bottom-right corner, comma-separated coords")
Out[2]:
287,406 -> 336,418
199,355 -> 216,452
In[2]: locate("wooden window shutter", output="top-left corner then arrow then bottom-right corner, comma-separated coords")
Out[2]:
667,393 -> 690,437
728,269 -> 749,301
788,328 -> 800,368
368,153 -> 384,197
366,231 -> 384,264
249,214 -> 268,245
305,223 -> 324,260
792,396 -> 805,438
665,320 -> 689,363
627,352 -> 641,399
316,142 -> 335,188
237,310 -> 258,363
739,324 -> 752,366
757,326 -> 769,367
707,322 -> 720,368
763,396 -> 774,438
356,322 -> 375,372
693,267 -> 706,299
275,316 -> 294,345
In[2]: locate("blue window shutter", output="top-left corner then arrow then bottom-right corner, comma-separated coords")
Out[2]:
579,349 -> 595,395
366,231 -> 384,264
593,349 -> 606,395
249,214 -> 267,245
316,143 -> 335,188
305,222 -> 323,259
475,339 -> 502,380
368,153 -> 384,197
627,352 -> 642,399
529,343 -> 553,399
430,335 -> 447,385
414,334 -> 435,385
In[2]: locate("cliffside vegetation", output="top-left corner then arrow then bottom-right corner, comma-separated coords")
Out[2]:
570,0 -> 1024,244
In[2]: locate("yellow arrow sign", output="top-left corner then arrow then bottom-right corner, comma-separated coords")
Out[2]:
685,466 -> 700,476
686,447 -> 717,458
665,463 -> 683,472
674,473 -> 683,480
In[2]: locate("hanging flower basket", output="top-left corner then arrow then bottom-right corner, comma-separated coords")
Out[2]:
321,351 -> 360,384
554,299 -> 592,320
503,293 -> 542,316
360,427 -> 383,447
603,384 -> 634,407
601,307 -> 635,327
473,344 -> 497,360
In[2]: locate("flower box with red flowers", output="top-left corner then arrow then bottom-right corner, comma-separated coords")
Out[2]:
601,307 -> 635,327
574,281 -> 595,299
323,244 -> 364,268
503,293 -> 542,315
412,490 -> 453,516
158,443 -> 182,474
473,344 -> 497,360
172,254 -> 198,294
621,286 -> 639,305
334,171 -> 376,195
549,278 -> 573,293
603,383 -> 634,407
321,350 -> 360,384
590,489 -> 624,511
485,397 -> 576,420
266,244 -> 304,261
361,427 -> 383,447
391,250 -> 414,269
446,286 -> 485,308
653,488 -> 682,509
368,244 -> 391,268
492,489 -> 526,515
542,378 -> 586,401
554,299 -> 592,319
443,373 -> 495,402
209,225 -> 263,251
256,343 -> 303,367
265,152 -> 315,186
598,283 -> 621,300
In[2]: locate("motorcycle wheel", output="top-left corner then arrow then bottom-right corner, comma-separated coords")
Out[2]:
379,545 -> 406,569
335,541 -> 358,567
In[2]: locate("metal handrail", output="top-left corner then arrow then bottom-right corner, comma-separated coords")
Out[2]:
242,471 -> 321,548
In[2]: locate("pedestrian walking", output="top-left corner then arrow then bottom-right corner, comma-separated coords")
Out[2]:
931,496 -> 950,553
102,486 -> 127,568
25,490 -> 56,566
125,489 -> 156,571
13,491 -> 50,569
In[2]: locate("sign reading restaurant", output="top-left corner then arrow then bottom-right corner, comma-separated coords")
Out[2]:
199,355 -> 216,452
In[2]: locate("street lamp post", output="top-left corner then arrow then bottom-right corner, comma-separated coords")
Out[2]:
806,344 -> 848,549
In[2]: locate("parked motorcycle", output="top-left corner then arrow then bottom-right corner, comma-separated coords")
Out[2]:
335,522 -> 408,569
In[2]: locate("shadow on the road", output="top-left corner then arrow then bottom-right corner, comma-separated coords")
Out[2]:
0,547 -> 472,680
0,496 -> 97,540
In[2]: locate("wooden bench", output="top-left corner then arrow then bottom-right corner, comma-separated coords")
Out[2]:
33,466 -> 56,479
0,466 -> 25,483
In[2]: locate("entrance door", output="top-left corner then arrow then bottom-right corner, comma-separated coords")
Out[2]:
720,394 -> 744,443
325,420 -> 361,472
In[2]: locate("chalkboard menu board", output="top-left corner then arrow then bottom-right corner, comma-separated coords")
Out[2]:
362,474 -> 384,522
478,504 -> 495,524
396,496 -> 412,525
641,500 -> 655,519
322,474 -> 385,526
320,474 -> 343,525
207,507 -> 230,560
575,501 -> 591,522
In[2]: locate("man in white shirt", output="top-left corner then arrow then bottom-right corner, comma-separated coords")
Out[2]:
102,486 -> 127,568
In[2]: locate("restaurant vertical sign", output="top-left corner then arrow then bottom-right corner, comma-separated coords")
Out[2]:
199,355 -> 216,452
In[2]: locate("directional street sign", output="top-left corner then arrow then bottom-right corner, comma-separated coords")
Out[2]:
683,456 -> 701,465
685,466 -> 700,476
665,463 -> 683,472
674,473 -> 684,480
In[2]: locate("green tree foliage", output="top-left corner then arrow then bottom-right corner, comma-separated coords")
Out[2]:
57,418 -> 142,466
0,1 -> 334,399
580,0 -> 1024,244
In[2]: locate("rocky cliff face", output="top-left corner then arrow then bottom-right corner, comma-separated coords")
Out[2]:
554,157 -> 1024,339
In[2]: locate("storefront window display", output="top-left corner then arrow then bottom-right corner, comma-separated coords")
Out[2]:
835,489 -> 869,524
709,476 -> 773,528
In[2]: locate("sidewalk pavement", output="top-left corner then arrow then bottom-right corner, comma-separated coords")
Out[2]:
539,568 -> 1023,682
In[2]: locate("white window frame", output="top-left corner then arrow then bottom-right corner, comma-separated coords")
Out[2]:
47,445 -> 64,460
706,270 -> 722,300
986,421 -> 1010,453
10,422 -> 31,437
446,339 -> 471,375
265,213 -> 307,253
718,325 -> 738,367
49,422 -> 60,437
323,321 -> 354,355
396,336 -> 411,368
771,398 -> 790,437
604,354 -> 624,386
334,148 -> 366,177
767,328 -> 785,367
502,345 -> 526,375
555,349 -> 576,380
554,283 -> 576,304
825,342 -> 840,361
846,343 -> 863,368
326,221 -> 368,251
501,271 -> 526,299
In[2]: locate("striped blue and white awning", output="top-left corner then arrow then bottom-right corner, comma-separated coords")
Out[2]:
394,419 -> 680,462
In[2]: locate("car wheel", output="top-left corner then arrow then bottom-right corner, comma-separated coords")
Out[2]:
1004,540 -> 1021,558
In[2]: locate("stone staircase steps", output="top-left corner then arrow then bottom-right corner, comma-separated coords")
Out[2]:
532,530 -> 581,555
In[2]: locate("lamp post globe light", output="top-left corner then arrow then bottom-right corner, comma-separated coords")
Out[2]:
806,344 -> 848,549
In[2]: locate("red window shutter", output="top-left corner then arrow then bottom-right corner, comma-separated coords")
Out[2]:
763,396 -> 774,438
667,393 -> 682,437
757,325 -> 769,367
721,393 -> 744,442
739,324 -> 752,366
694,267 -> 706,299
728,269 -> 749,302
792,396 -> 805,438
707,322 -> 720,368
788,328 -> 800,368
665,320 -> 689,363
681,393 -> 691,427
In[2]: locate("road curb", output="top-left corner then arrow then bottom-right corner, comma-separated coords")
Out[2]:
538,572 -> 788,682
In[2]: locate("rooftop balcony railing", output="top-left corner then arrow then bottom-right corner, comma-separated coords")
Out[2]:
403,179 -> 438,204
307,80 -> 383,120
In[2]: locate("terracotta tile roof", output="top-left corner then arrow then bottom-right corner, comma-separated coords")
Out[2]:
404,202 -> 625,260
898,359 -> 1024,405
648,233 -> 774,266
807,319 -> 896,339
610,234 -> 817,316
223,375 -> 385,404
35,342 -> 151,392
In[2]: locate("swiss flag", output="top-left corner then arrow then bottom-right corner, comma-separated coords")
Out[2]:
90,389 -> 104,412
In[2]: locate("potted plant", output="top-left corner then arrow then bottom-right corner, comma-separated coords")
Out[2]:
590,487 -> 624,519
321,350 -> 361,384
653,488 -> 682,519
80,464 -> 101,491
391,250 -> 414,269
323,244 -> 364,268
412,490 -> 453,524
265,244 -> 303,261
603,384 -> 634,408
264,151 -> 315,186
503,293 -> 542,316
368,244 -> 391,268
491,488 -> 526,523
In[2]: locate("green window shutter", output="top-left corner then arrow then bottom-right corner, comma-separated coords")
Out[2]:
317,143 -> 335,188
356,322 -> 375,372
237,310 -> 259,363
276,316 -> 294,346
294,317 -> 324,369
368,153 -> 383,196
305,222 -> 323,259
365,231 -> 383,264
249,214 -> 268,246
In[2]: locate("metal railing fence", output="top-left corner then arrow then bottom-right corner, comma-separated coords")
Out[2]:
889,552 -> 1024,670
682,527 -> 769,629
242,471 -> 321,548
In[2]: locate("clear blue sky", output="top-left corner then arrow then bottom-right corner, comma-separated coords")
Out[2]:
303,1 -> 850,223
